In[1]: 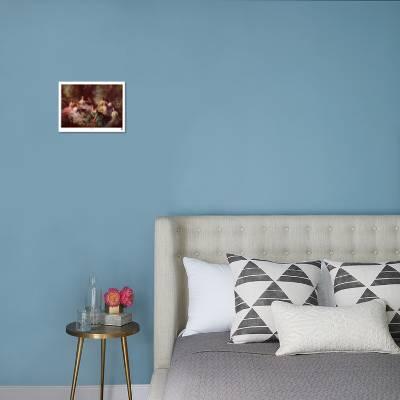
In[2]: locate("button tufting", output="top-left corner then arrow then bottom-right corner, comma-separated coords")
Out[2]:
306,249 -> 312,255
351,250 -> 355,256
262,250 -> 268,256
284,226 -> 289,232
395,250 -> 400,255
284,250 -> 289,256
351,226 -> 355,231
194,251 -> 199,257
372,226 -> 377,231
395,226 -> 399,231
196,228 -> 201,234
177,254 -> 181,258
373,250 -> 378,255
329,250 -> 334,256
328,226 -> 333,232
240,226 -> 245,232
217,226 -> 222,233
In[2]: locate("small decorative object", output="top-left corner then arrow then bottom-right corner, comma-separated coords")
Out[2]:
77,309 -> 91,332
104,288 -> 122,314
59,81 -> 125,133
86,274 -> 103,326
103,286 -> 135,326
103,312 -> 133,327
120,286 -> 134,307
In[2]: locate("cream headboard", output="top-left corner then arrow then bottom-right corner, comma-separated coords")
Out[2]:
154,215 -> 400,369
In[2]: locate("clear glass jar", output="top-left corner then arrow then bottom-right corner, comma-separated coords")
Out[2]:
77,309 -> 91,331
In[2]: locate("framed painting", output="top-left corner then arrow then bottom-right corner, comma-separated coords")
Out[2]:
59,81 -> 125,133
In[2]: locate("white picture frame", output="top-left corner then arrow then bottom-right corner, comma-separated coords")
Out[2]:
59,81 -> 125,133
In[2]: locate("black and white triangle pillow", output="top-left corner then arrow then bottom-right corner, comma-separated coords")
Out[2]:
227,254 -> 321,344
325,259 -> 400,341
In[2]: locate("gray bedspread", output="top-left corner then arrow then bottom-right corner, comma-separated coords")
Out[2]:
163,332 -> 400,400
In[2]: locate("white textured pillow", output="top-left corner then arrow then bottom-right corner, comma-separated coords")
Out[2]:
271,300 -> 400,356
182,257 -> 235,336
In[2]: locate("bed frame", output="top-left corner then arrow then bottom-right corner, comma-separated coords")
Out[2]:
149,215 -> 400,400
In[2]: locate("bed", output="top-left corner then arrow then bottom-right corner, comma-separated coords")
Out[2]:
149,215 -> 400,400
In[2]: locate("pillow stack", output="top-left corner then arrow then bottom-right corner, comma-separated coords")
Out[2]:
182,254 -> 400,355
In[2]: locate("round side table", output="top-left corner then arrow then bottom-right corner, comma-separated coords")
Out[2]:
66,321 -> 140,400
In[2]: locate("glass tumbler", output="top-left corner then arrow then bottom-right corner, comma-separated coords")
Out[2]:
90,309 -> 103,326
77,309 -> 91,332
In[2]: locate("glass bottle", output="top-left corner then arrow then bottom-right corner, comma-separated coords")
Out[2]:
86,274 -> 102,326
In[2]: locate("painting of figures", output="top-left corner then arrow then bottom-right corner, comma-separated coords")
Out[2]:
59,82 -> 125,132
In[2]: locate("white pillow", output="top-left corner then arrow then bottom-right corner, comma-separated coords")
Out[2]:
182,257 -> 234,336
271,299 -> 400,356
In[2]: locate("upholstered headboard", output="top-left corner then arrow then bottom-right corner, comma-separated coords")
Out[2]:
153,215 -> 400,369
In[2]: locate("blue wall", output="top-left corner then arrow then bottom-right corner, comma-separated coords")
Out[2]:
1,0 -> 400,385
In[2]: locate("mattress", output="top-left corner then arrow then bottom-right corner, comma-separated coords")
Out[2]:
162,332 -> 400,400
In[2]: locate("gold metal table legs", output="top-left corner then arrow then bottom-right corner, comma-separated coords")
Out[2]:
121,337 -> 133,400
100,339 -> 106,400
70,337 -> 84,400
69,337 -> 133,400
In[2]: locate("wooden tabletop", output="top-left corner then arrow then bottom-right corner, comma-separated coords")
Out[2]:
66,322 -> 140,339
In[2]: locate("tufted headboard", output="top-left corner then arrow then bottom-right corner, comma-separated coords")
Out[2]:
153,215 -> 400,369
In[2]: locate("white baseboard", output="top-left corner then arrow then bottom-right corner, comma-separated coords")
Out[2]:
0,384 -> 150,400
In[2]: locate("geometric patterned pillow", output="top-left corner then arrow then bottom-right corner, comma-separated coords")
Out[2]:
227,254 -> 321,344
325,259 -> 400,341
